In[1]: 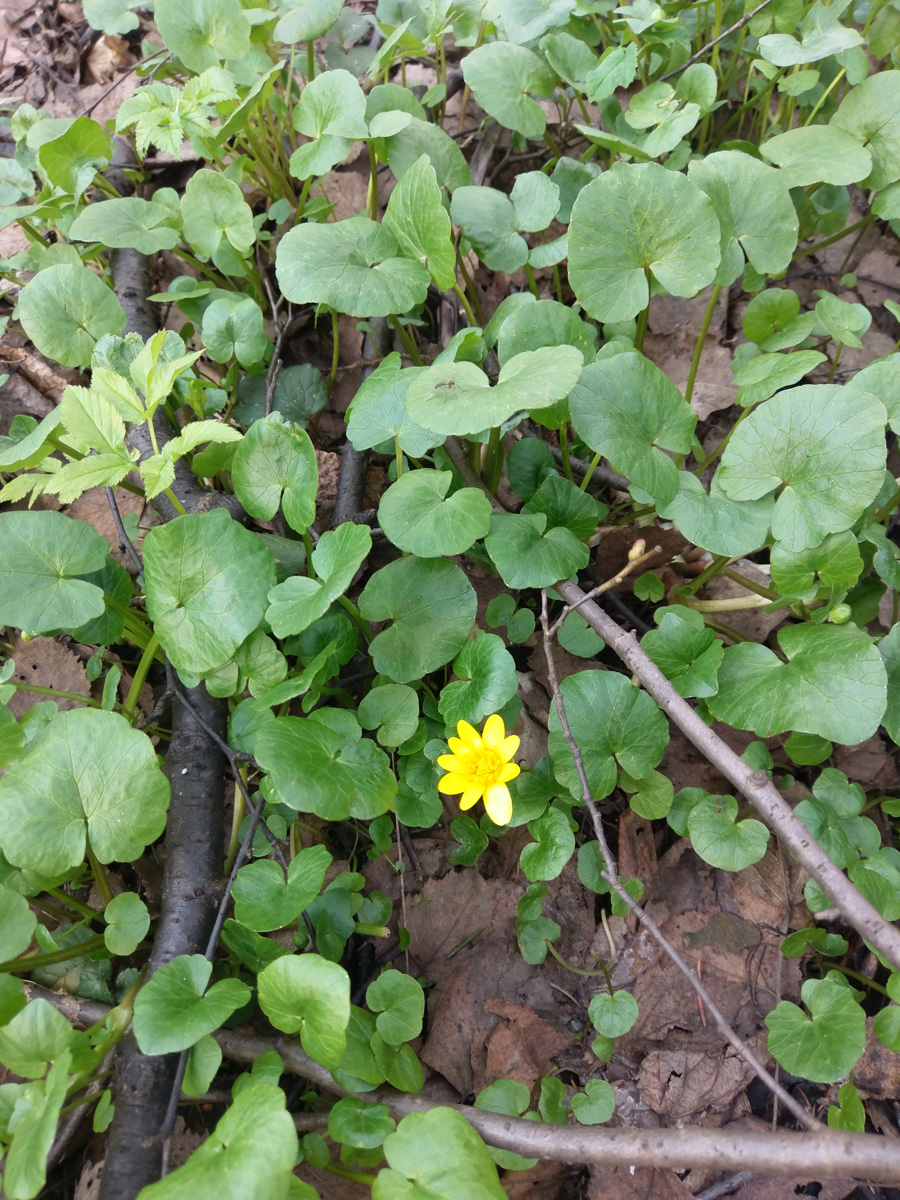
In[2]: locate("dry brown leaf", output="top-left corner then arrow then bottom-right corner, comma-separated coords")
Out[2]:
637,1045 -> 756,1118
853,1018 -> 900,1100
6,636 -> 90,717
482,1000 -> 570,1089
587,1163 -> 695,1200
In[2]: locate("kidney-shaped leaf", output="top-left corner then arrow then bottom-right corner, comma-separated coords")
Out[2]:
760,124 -> 873,188
231,414 -> 318,534
709,622 -> 887,744
548,670 -> 669,801
569,163 -> 720,322
143,509 -> 276,677
346,354 -> 439,456
0,510 -> 109,634
0,708 -> 170,876
68,196 -> 182,254
359,557 -> 476,683
765,977 -> 866,1082
461,43 -> 557,139
16,264 -> 126,369
438,630 -> 519,728
383,153 -> 456,290
232,844 -> 332,932
134,954 -> 250,1054
266,522 -> 371,638
570,351 -> 696,504
832,70 -> 900,190
687,793 -> 770,871
378,470 -> 492,556
258,953 -> 350,1070
718,384 -> 886,552
375,1107 -> 505,1200
658,469 -> 774,558
485,512 -> 589,588
276,216 -> 430,318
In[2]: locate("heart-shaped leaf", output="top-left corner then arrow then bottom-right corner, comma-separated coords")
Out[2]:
231,414 -> 318,534
765,978 -> 866,1082
16,264 -> 126,369
485,512 -> 589,588
258,954 -> 350,1070
460,43 -> 557,139
266,523 -> 371,638
438,631 -> 518,728
133,954 -> 249,1054
378,470 -> 492,556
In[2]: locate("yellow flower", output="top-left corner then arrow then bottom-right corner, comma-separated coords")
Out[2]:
437,714 -> 521,826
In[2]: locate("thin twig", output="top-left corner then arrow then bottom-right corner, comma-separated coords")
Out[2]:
659,0 -> 775,80
549,544 -> 662,636
554,579 -> 900,974
105,487 -> 145,576
539,590 -> 821,1134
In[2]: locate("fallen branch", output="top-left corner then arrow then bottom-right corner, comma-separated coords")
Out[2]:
33,990 -> 900,1183
555,579 -> 900,973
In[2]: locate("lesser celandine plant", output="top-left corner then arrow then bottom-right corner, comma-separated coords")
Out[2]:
1,0 -> 900,1194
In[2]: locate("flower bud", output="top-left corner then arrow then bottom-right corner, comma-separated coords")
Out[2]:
827,604 -> 852,624
628,539 -> 646,563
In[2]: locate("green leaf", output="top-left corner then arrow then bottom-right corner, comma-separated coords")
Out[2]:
485,512 -> 589,589
69,196 -> 182,254
289,68 -> 367,179
3,1054 -> 70,1200
234,364 -> 327,429
873,1004 -> 900,1052
658,469 -> 774,557
558,610 -> 605,658
103,892 -> 150,956
571,1079 -> 615,1125
154,0 -> 251,72
358,684 -> 420,749
83,0 -> 141,33
460,43 -> 557,139
760,125 -> 873,187
688,151 -> 798,284
256,711 -> 396,820
374,1108 -> 505,1200
0,884 -> 36,961
266,523 -> 371,638
438,632 -> 518,728
497,299 -> 597,368
35,115 -> 111,197
520,806 -> 575,881
258,954 -> 350,1070
383,154 -> 456,290
506,436 -> 557,501
329,1097 -> 396,1150
133,954 -> 250,1055
138,1084 -> 298,1200
845,352 -> 900,432
202,296 -> 269,367
584,43 -> 638,102
570,351 -> 696,505
359,557 -> 476,683
405,347 -> 584,438
0,709 -> 170,876
516,882 -> 560,964
0,999 -> 92,1078
540,30 -> 596,91
497,0 -> 575,43
733,350 -> 827,409
770,530 -> 863,601
450,186 -> 528,273
182,1034 -> 222,1098
709,623 -> 887,744
475,1078 -> 530,1117
347,354 -> 439,456
0,510 -> 109,634
379,471 -> 492,557
687,793 -> 770,871
758,0 -> 862,66
232,415 -> 317,535
765,977 -> 866,1082
448,814 -> 488,866
832,70 -> 900,189
589,989 -> 639,1038
828,1081 -> 866,1132
0,707 -> 25,772
549,671 -> 669,800
641,605 -> 723,698
276,216 -> 430,318
367,969 -> 425,1045
181,169 -> 255,276
878,623 -> 900,745
569,163 -> 720,323
371,1031 -> 424,1093
144,510 -> 276,677
383,117 -> 472,194
794,768 -> 878,869
784,732 -> 834,766
275,0 -> 343,41
232,845 -> 332,932
16,264 -> 126,369
718,384 -> 887,552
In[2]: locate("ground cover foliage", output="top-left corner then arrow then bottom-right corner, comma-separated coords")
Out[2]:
4,0 -> 900,1196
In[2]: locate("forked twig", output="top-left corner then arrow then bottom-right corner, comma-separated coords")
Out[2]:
539,590 -> 821,1134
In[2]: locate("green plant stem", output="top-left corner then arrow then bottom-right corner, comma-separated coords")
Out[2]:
682,593 -> 772,613
394,436 -> 404,478
367,142 -> 379,220
634,302 -> 649,352
719,566 -> 780,601
804,68 -> 845,125
388,315 -> 423,365
524,263 -> 540,298
336,595 -> 374,641
826,342 -> 843,384
10,682 -> 103,707
679,553 -> 730,597
874,483 -> 900,523
224,771 -> 247,874
46,887 -> 103,923
0,933 -> 109,975
306,40 -> 315,81
793,214 -> 874,261
579,452 -> 602,492
684,284 -> 722,407
328,306 -> 340,395
544,937 -> 609,978
558,423 -> 574,483
835,965 -> 888,996
716,69 -> 783,142
693,406 -> 751,472
303,528 -> 317,578
324,1164 -> 375,1185
86,843 -> 114,907
452,282 -> 476,327
122,632 -> 161,720
482,425 -> 504,493
163,486 -> 187,516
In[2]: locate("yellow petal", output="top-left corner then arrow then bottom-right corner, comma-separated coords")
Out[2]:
498,762 -> 520,783
459,787 -> 483,810
482,713 -> 505,748
483,783 -> 512,826
447,737 -> 467,755
438,773 -> 467,795
437,754 -> 462,772
497,734 -> 520,762
456,720 -> 482,749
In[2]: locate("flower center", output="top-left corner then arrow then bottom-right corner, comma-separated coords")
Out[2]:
468,748 -> 503,784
